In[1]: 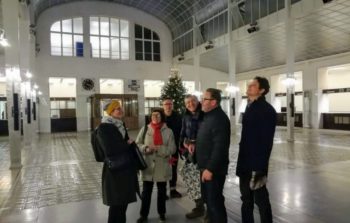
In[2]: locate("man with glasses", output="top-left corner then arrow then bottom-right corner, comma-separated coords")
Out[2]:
162,98 -> 183,198
195,88 -> 231,223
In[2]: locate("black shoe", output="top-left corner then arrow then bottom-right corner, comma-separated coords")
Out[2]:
170,189 -> 182,198
159,214 -> 166,222
136,216 -> 148,223
165,194 -> 169,200
185,206 -> 205,219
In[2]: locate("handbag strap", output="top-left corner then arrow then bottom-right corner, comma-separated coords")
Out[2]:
142,123 -> 148,144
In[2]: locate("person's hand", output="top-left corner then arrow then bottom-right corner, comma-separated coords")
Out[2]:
201,169 -> 213,182
127,139 -> 134,144
188,144 -> 195,155
148,145 -> 160,151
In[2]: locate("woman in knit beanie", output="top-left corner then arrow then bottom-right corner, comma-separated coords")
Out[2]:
96,99 -> 138,223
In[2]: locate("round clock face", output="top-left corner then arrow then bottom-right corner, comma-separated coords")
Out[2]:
82,79 -> 94,91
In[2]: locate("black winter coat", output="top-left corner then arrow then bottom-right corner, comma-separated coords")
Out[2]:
165,111 -> 182,152
236,96 -> 277,177
97,123 -> 138,206
195,106 -> 231,175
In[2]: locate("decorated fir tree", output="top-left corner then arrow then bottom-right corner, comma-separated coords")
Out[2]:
161,73 -> 187,114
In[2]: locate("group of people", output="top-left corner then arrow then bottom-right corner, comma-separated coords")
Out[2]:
95,76 -> 277,223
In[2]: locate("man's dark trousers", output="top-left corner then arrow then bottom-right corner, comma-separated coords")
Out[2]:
239,174 -> 272,223
201,171 -> 227,223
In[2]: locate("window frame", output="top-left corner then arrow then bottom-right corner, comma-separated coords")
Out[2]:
135,24 -> 161,62
50,17 -> 83,57
89,16 -> 130,60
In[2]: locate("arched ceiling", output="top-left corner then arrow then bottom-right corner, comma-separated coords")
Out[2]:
31,0 -> 227,38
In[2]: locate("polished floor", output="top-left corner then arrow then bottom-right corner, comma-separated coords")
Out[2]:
0,127 -> 350,223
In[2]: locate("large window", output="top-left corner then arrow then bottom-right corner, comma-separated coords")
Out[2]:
135,24 -> 160,61
50,18 -> 83,57
90,17 -> 129,60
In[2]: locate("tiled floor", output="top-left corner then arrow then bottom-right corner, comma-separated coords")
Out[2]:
0,127 -> 350,223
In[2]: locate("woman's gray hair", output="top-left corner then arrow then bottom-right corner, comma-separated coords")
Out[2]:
184,94 -> 198,101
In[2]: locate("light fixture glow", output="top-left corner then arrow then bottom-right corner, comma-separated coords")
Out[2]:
0,28 -> 10,47
33,84 -> 39,89
225,85 -> 240,93
25,72 -> 32,79
282,77 -> 296,87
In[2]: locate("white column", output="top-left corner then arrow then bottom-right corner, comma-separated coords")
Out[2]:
227,0 -> 238,131
285,0 -> 295,142
83,16 -> 90,58
4,0 -> 22,169
192,16 -> 201,93
19,4 -> 32,147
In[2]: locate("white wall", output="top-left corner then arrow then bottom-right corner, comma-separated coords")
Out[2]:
0,82 -> 6,96
319,65 -> 350,113
177,64 -> 229,92
236,52 -> 350,129
35,2 -> 173,132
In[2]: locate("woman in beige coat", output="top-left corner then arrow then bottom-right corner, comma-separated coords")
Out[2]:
136,108 -> 176,223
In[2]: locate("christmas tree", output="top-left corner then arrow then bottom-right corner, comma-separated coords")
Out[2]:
161,73 -> 187,114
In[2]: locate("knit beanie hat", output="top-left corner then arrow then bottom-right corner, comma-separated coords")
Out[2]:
104,100 -> 121,115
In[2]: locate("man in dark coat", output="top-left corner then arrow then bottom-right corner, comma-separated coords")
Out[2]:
195,88 -> 231,223
236,76 -> 277,223
163,98 -> 183,198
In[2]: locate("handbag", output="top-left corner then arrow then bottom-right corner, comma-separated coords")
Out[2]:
105,151 -> 132,171
130,142 -> 148,170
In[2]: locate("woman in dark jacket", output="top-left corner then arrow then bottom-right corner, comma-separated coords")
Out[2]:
179,94 -> 205,219
96,100 -> 138,223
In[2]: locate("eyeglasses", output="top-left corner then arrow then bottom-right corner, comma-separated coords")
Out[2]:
151,114 -> 161,118
202,98 -> 215,101
163,103 -> 173,106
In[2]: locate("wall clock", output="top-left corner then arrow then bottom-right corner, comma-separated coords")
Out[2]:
82,78 -> 95,91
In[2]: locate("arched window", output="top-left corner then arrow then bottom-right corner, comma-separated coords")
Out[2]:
135,24 -> 160,61
90,17 -> 129,60
50,18 -> 83,57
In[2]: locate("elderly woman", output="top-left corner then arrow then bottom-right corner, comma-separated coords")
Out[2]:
136,108 -> 176,223
96,100 -> 138,223
179,94 -> 205,219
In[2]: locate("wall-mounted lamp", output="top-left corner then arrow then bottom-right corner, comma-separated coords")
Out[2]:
225,85 -> 240,93
25,71 -> 33,79
205,40 -> 214,50
29,24 -> 36,36
247,21 -> 259,34
0,28 -> 10,47
282,77 -> 296,87
178,54 -> 185,61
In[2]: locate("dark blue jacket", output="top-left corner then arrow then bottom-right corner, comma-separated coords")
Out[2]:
179,104 -> 203,161
179,103 -> 203,147
236,96 -> 277,177
196,106 -> 231,175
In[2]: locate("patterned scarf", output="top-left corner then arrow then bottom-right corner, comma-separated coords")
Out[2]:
150,122 -> 163,145
101,116 -> 126,138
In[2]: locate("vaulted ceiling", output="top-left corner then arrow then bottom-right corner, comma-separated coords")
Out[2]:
31,0 -> 227,38
1,0 -> 350,74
